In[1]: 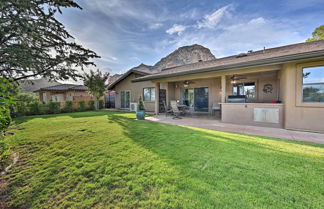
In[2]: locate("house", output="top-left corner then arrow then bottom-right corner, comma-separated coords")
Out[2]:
105,74 -> 122,108
108,44 -> 216,112
109,40 -> 324,133
34,84 -> 94,104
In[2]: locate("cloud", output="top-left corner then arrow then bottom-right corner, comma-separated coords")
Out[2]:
165,13 -> 304,58
197,5 -> 230,29
85,0 -> 156,22
166,24 -> 187,35
101,56 -> 118,63
149,23 -> 163,30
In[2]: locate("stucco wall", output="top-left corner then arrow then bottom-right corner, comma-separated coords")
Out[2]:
39,90 -> 91,103
221,103 -> 284,128
113,73 -> 164,112
65,91 -> 91,101
281,60 -> 324,133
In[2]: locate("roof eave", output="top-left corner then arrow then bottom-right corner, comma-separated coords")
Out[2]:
132,50 -> 324,82
107,70 -> 150,90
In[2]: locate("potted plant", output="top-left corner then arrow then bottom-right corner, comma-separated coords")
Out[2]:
136,96 -> 145,120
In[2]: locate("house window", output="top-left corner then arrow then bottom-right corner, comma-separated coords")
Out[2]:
143,88 -> 155,101
120,90 -> 130,108
232,82 -> 256,98
302,66 -> 324,102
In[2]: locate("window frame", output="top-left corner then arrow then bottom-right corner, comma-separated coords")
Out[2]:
120,90 -> 131,109
143,87 -> 155,102
232,82 -> 256,98
296,61 -> 324,107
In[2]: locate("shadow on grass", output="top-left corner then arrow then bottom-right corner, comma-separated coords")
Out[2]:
13,110 -> 119,125
106,112 -> 324,207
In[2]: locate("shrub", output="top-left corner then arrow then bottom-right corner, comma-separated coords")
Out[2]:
15,92 -> 39,116
78,100 -> 85,112
15,101 -> 28,116
48,102 -> 60,114
138,96 -> 145,111
0,139 -> 10,171
88,100 -> 95,110
39,104 -> 50,115
0,107 -> 11,133
98,100 -> 104,109
27,101 -> 41,115
63,101 -> 73,113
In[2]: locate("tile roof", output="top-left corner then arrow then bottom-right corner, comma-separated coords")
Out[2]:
35,84 -> 88,92
133,40 -> 324,82
107,64 -> 154,90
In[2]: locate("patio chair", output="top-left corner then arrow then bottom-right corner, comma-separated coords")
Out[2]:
212,104 -> 221,119
170,100 -> 182,119
162,100 -> 173,117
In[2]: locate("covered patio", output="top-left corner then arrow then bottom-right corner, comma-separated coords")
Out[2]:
152,65 -> 285,128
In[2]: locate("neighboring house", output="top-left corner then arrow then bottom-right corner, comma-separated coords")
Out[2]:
109,40 -> 324,133
19,78 -> 61,93
34,84 -> 94,104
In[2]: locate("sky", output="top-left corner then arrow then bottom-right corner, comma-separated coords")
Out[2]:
56,0 -> 324,75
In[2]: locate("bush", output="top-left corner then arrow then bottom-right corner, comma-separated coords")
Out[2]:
15,101 -> 28,116
63,101 -> 73,113
78,100 -> 85,112
0,139 -> 10,171
28,101 -> 41,115
0,107 -> 11,133
99,100 -> 104,109
138,96 -> 145,111
48,102 -> 60,114
39,104 -> 50,115
15,92 -> 39,116
88,100 -> 95,110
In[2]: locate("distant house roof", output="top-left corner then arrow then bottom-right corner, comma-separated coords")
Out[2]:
108,64 -> 153,90
19,78 -> 62,92
133,40 -> 324,82
35,84 -> 88,92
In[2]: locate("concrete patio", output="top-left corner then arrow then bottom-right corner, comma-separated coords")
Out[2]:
146,114 -> 324,144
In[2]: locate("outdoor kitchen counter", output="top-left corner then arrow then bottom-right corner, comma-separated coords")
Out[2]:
219,103 -> 284,128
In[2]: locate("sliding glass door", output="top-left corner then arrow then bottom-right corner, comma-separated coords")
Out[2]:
120,90 -> 130,109
182,87 -> 209,112
194,87 -> 209,112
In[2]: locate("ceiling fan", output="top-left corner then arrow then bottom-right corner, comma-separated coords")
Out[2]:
183,80 -> 195,87
230,74 -> 247,84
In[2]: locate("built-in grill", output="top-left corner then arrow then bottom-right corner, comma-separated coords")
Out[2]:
227,95 -> 246,103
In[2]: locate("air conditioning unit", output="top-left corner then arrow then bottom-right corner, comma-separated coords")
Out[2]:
130,102 -> 138,112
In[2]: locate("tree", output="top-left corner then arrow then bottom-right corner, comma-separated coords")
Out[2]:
0,0 -> 100,82
306,25 -> 324,42
0,78 -> 16,135
83,70 -> 109,110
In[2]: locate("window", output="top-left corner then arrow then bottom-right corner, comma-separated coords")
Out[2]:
143,88 -> 155,101
120,90 -> 130,108
302,66 -> 324,103
232,82 -> 256,98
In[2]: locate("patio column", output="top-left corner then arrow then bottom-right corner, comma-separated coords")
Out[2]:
221,75 -> 226,103
155,82 -> 160,115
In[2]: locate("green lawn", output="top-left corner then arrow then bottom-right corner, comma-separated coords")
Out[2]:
1,111 -> 324,208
